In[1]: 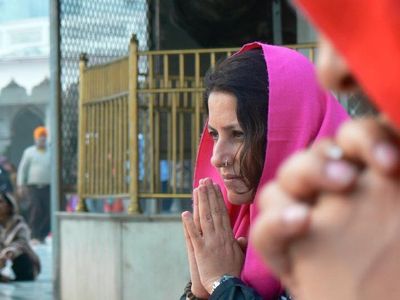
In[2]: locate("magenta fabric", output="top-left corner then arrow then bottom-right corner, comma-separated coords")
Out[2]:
194,42 -> 349,299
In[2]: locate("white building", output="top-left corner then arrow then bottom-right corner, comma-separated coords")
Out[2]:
0,1 -> 50,166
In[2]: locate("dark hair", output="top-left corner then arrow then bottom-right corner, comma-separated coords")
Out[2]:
204,49 -> 269,192
0,192 -> 14,216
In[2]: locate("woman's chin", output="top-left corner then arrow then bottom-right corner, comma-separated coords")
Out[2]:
227,190 -> 253,205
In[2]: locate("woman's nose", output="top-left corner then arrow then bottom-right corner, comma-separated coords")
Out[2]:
210,140 -> 233,168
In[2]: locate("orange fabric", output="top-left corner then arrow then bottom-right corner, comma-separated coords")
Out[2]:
295,0 -> 400,128
33,126 -> 47,139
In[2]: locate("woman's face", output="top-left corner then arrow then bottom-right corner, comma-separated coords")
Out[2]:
0,196 -> 10,222
208,91 -> 254,205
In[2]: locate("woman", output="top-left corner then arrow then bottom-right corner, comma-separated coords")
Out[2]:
0,191 -> 41,282
181,42 -> 348,299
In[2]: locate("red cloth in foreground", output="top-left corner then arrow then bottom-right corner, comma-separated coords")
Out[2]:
295,0 -> 400,128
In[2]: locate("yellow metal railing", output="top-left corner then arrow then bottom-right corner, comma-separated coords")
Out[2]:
77,36 -> 317,213
76,54 -> 132,212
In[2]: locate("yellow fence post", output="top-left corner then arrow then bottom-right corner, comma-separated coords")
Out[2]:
77,53 -> 88,212
128,35 -> 140,214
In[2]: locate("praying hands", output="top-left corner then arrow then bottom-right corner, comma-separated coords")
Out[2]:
251,117 -> 400,300
182,178 -> 246,296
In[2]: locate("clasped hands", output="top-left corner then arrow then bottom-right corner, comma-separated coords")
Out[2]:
182,178 -> 246,298
251,117 -> 400,300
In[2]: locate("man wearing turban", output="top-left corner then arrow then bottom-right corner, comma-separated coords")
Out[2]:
17,126 -> 51,244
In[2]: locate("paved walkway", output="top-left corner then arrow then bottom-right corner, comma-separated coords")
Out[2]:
0,242 -> 54,300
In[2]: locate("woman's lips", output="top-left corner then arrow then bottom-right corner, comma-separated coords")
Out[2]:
222,174 -> 241,180
222,174 -> 243,188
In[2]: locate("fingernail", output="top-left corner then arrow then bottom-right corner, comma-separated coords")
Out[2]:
282,205 -> 309,224
325,160 -> 357,185
373,143 -> 400,170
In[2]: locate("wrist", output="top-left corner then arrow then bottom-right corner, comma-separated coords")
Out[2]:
184,281 -> 208,300
191,283 -> 209,299
203,276 -> 220,294
207,274 -> 237,295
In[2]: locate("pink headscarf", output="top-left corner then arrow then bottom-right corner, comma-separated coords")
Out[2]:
194,42 -> 348,298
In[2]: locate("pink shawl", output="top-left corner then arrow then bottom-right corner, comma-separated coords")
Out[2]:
194,42 -> 349,299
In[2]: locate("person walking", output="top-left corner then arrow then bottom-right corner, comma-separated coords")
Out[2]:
17,126 -> 51,244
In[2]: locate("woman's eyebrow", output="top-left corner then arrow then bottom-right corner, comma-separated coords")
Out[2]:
207,124 -> 216,131
208,124 -> 241,131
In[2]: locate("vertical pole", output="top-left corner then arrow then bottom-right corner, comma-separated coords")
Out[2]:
123,99 -> 129,193
76,53 -> 88,212
154,0 -> 161,50
178,54 -> 185,193
171,93 -> 177,194
49,0 -> 61,297
194,53 -> 201,151
210,53 -> 216,68
88,105 -> 94,195
148,55 -> 155,194
117,98 -> 123,194
95,104 -> 100,195
154,106 -> 160,193
100,102 -> 105,196
272,0 -> 283,45
128,35 -> 140,214
309,47 -> 315,63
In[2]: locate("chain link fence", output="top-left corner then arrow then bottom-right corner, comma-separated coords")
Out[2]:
59,0 -> 150,192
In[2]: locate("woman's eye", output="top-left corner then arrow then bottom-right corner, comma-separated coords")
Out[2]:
209,131 -> 218,141
233,130 -> 244,139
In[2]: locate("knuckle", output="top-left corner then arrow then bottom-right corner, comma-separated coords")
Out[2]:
278,152 -> 315,190
337,118 -> 371,141
212,208 -> 221,215
205,213 -> 213,222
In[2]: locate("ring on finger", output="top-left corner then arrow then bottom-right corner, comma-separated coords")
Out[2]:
325,144 -> 344,160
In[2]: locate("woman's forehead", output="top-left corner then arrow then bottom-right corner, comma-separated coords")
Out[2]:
208,91 -> 237,108
208,91 -> 239,126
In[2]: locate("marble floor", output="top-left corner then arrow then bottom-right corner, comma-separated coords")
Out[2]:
0,241 -> 54,300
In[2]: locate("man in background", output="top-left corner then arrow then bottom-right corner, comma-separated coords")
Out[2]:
17,127 -> 51,244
